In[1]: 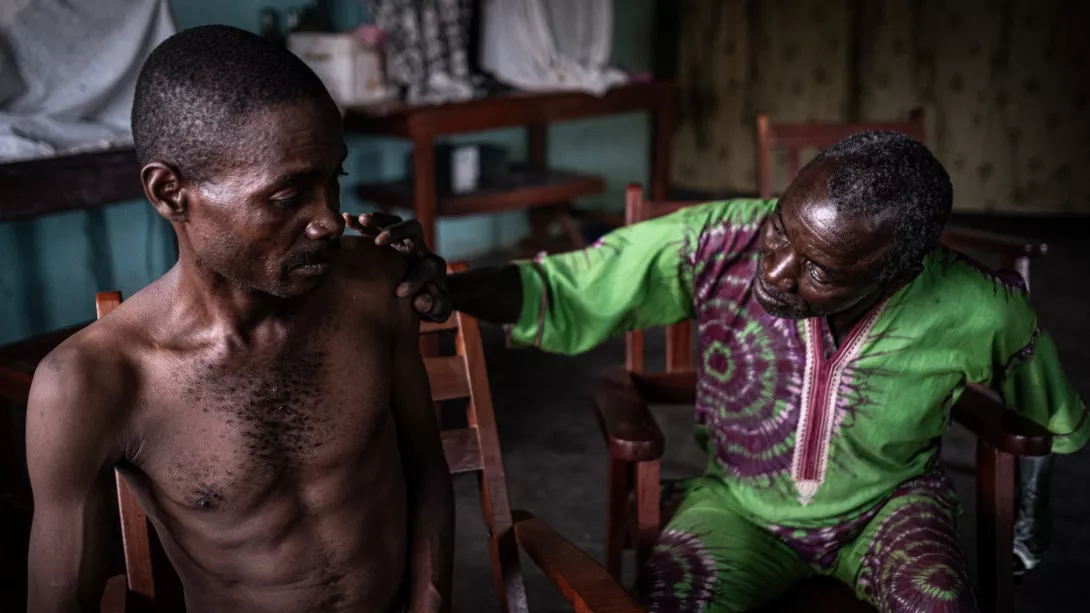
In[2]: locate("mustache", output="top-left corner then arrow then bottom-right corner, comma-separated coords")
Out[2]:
285,238 -> 340,268
757,278 -> 794,305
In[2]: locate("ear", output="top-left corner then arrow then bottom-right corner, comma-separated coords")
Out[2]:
142,162 -> 189,222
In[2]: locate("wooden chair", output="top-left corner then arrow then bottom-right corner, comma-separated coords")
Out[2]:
755,109 -> 1047,285
595,184 -> 1053,613
94,267 -> 642,613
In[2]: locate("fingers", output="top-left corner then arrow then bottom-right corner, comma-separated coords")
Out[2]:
358,211 -> 404,228
414,283 -> 453,322
343,212 -> 404,236
375,219 -> 426,254
342,213 -> 366,233
396,256 -> 444,298
413,291 -> 434,315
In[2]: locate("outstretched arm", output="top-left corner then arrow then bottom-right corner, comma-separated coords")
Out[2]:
391,303 -> 454,613
25,348 -> 123,612
350,209 -> 705,356
446,264 -> 523,324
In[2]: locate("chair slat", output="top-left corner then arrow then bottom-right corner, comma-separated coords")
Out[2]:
767,119 -> 926,149
95,292 -> 157,602
96,291 -> 122,319
115,471 -> 155,600
425,354 -> 470,401
421,319 -> 458,334
441,426 -> 483,474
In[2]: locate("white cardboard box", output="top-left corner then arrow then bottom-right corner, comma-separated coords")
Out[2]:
287,32 -> 394,106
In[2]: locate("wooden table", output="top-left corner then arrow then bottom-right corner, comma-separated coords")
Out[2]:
0,148 -> 144,223
344,80 -> 676,251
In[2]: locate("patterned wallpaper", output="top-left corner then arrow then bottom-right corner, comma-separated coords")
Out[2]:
672,0 -> 1090,214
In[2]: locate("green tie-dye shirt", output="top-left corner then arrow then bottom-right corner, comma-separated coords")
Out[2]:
507,199 -> 1087,526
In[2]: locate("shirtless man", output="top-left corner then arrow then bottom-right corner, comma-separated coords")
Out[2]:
25,26 -> 452,613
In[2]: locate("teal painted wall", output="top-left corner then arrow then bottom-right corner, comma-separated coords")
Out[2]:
0,0 -> 654,344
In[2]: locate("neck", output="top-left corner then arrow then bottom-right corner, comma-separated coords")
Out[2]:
167,249 -> 307,345
827,287 -> 887,343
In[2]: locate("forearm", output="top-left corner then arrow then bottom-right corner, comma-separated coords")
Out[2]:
27,536 -> 107,613
406,459 -> 455,613
447,265 -> 523,324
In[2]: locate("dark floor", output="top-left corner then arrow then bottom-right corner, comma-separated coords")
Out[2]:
451,215 -> 1090,612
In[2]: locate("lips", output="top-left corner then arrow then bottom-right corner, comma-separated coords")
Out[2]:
293,261 -> 330,275
288,250 -> 333,276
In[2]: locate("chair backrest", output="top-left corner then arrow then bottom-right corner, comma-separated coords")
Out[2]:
755,109 -> 926,199
96,262 -> 530,613
622,183 -> 1046,372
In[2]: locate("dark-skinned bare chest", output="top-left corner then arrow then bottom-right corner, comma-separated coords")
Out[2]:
131,319 -> 395,514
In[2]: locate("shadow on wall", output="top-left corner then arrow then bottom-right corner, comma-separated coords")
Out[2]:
0,203 -> 175,344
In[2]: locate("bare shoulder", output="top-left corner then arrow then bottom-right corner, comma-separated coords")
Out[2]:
28,289 -> 154,451
336,235 -> 410,298
336,237 -> 420,336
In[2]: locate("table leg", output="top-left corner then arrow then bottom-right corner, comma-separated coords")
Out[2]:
527,123 -> 548,170
525,123 -> 585,251
524,124 -> 552,249
651,87 -> 676,201
412,134 -> 438,251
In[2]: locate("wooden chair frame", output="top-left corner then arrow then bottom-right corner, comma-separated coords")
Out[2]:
91,265 -> 641,612
596,184 -> 1052,613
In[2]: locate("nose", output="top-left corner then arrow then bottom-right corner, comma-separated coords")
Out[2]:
305,201 -> 346,241
764,246 -> 799,293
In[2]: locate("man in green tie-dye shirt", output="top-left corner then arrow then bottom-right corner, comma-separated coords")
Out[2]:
359,131 -> 1087,613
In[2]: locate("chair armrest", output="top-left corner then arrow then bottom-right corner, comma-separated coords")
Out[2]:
951,384 -> 1052,456
940,226 -> 1047,260
593,365 -> 665,462
632,370 -> 698,405
512,510 -> 644,613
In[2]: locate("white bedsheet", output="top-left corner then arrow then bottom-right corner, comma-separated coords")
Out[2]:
479,0 -> 627,96
0,0 -> 175,162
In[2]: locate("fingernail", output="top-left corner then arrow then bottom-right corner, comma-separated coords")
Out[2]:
396,283 -> 409,297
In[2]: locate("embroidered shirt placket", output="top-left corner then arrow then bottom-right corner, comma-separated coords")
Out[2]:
790,304 -> 886,505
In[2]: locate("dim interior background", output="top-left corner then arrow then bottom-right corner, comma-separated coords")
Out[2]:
1,1 -> 1088,612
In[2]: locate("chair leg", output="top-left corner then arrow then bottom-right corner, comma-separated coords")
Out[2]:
635,460 -> 662,570
606,457 -> 632,580
976,441 -> 1016,613
477,474 -> 529,613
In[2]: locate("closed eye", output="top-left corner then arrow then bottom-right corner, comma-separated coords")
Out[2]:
270,188 -> 312,208
808,262 -> 833,285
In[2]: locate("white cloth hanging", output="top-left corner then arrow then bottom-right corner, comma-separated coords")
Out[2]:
0,0 -> 176,162
479,0 -> 627,96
